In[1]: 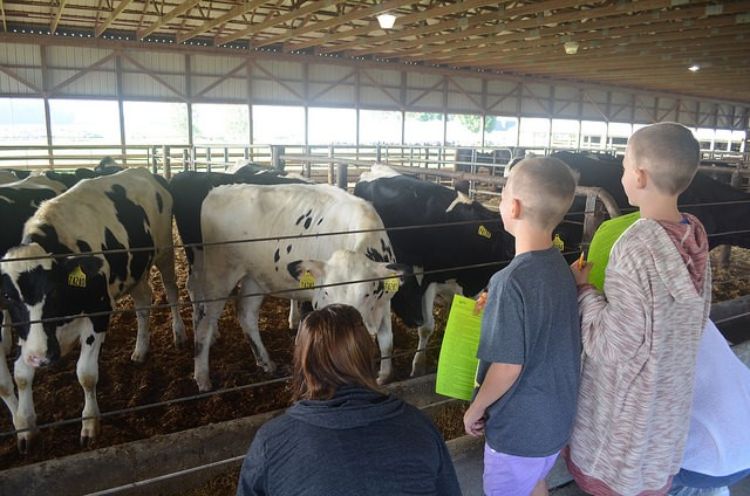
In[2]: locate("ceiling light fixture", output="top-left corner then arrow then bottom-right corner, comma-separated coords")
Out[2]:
564,41 -> 579,54
689,64 -> 700,72
377,13 -> 397,30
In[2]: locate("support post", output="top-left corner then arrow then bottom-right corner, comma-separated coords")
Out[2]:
328,145 -> 335,185
337,163 -> 348,190
162,145 -> 171,179
206,147 -> 212,173
271,145 -> 285,172
151,146 -> 158,174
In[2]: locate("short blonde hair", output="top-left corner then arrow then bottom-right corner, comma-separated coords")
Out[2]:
629,122 -> 700,195
507,157 -> 577,231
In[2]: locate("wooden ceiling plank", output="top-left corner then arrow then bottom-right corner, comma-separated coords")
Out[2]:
0,0 -> 6,32
50,0 -> 69,34
276,0 -> 506,51
95,0 -> 134,37
412,4 -> 746,61
216,0 -> 344,46
176,0 -> 267,43
137,0 -> 202,40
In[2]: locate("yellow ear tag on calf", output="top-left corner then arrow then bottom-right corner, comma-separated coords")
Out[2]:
68,266 -> 87,288
383,276 -> 400,294
477,225 -> 492,239
552,233 -> 565,252
299,271 -> 316,289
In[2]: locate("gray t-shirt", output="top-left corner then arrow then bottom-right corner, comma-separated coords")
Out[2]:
475,247 -> 581,457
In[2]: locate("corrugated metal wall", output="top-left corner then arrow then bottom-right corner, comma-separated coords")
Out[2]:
0,41 -> 747,129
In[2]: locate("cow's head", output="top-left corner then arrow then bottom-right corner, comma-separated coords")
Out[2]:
1,243 -> 105,367
287,249 -> 409,336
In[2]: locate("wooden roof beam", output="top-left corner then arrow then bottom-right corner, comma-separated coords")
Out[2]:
137,0 -> 202,40
270,0 -> 502,50
216,0 -> 345,46
176,0 -> 267,43
95,0 -> 134,37
50,0 -> 69,34
0,0 -> 6,32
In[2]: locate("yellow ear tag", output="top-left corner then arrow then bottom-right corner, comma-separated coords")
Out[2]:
299,271 -> 316,289
552,233 -> 565,252
383,275 -> 400,293
477,225 -> 492,239
68,266 -> 87,288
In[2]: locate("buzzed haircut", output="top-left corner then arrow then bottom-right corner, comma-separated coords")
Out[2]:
629,122 -> 700,195
508,157 -> 577,231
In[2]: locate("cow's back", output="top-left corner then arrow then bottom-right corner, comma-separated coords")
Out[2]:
201,183 -> 392,290
22,168 -> 173,295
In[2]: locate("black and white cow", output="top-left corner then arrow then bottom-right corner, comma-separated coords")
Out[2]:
354,165 -> 515,376
169,170 -> 305,331
0,175 -> 69,424
193,183 -> 405,391
0,170 -> 19,184
551,151 -> 750,251
0,168 -> 185,452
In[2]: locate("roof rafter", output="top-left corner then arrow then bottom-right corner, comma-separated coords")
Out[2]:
216,0 -> 344,46
137,0 -> 202,40
95,0 -> 134,37
176,0 -> 268,43
50,0 -> 69,34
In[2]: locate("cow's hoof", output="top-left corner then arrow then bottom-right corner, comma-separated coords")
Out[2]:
130,350 -> 147,363
260,362 -> 277,375
376,374 -> 391,386
410,363 -> 427,377
195,376 -> 212,393
17,434 -> 31,454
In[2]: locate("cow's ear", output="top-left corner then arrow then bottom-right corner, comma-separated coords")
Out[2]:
287,259 -> 325,282
61,255 -> 103,289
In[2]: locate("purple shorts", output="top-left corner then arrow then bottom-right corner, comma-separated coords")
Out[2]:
483,443 -> 559,496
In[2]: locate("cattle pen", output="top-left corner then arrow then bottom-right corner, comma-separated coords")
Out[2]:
0,1 -> 749,494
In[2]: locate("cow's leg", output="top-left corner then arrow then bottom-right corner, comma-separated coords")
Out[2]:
411,282 -> 438,377
288,300 -> 300,330
186,260 -> 201,333
77,321 -> 105,447
237,277 -> 276,374
130,277 -> 152,363
193,271 -> 237,392
376,305 -> 394,385
0,351 -> 18,424
155,251 -> 187,347
1,310 -> 11,356
13,356 -> 37,454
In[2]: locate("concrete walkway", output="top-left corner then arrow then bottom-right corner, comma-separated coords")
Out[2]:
448,435 -> 750,496
447,340 -> 750,495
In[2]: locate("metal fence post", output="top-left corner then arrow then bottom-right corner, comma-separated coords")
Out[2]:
328,145 -> 335,185
206,147 -> 212,173
304,145 -> 312,178
337,163 -> 348,190
162,145 -> 171,179
243,146 -> 250,161
582,192 -> 606,248
223,147 -> 230,171
182,149 -> 189,172
375,144 -> 382,163
151,146 -> 158,174
190,147 -> 197,171
271,145 -> 285,172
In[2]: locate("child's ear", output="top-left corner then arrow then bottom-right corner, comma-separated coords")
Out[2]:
635,167 -> 648,189
511,197 -> 522,220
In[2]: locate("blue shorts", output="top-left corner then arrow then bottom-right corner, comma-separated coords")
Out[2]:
483,443 -> 559,496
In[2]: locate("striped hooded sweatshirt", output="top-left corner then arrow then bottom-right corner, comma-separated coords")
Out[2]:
567,215 -> 711,495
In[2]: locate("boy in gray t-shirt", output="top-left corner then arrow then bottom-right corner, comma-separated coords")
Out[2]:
465,157 -> 581,496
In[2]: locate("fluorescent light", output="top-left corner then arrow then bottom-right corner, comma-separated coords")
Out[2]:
377,13 -> 396,30
689,64 -> 701,72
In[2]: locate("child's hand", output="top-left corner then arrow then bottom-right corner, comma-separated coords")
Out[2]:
570,259 -> 593,286
463,404 -> 486,437
474,291 -> 488,315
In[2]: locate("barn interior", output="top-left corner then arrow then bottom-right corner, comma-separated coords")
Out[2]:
0,1 -> 749,495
